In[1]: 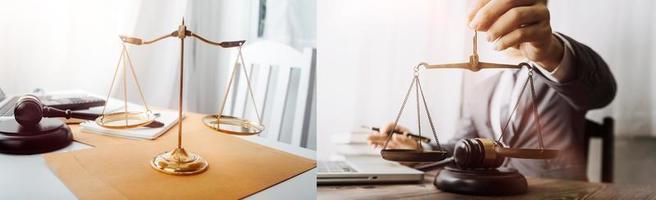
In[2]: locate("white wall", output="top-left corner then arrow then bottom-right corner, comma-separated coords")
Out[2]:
318,0 -> 481,160
0,0 -> 189,110
0,0 -> 144,95
0,0 -> 254,113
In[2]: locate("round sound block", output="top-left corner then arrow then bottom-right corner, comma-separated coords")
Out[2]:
0,118 -> 73,154
434,167 -> 527,196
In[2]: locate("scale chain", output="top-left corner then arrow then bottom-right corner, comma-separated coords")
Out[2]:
100,46 -> 125,124
527,67 -> 545,150
216,49 -> 242,127
416,70 -> 422,141
496,63 -> 546,151
123,44 -> 152,113
238,47 -> 263,124
416,77 -> 442,150
383,76 -> 417,149
497,75 -> 529,144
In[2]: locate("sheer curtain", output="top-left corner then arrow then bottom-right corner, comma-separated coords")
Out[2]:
0,0 -> 188,109
0,0 -> 143,95
261,0 -> 317,50
116,0 -> 255,113
182,0 -> 316,114
182,0 -> 253,113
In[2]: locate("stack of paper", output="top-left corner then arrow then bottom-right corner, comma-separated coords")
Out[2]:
331,131 -> 381,156
80,109 -> 180,140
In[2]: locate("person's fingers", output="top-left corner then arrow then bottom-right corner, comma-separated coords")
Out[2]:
486,5 -> 549,42
467,0 -> 491,22
493,20 -> 551,51
367,132 -> 388,144
380,122 -> 409,135
391,134 -> 417,149
391,134 -> 405,148
469,0 -> 537,31
369,123 -> 417,150
379,123 -> 393,135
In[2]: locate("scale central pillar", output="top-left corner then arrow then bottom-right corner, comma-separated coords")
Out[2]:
150,19 -> 208,175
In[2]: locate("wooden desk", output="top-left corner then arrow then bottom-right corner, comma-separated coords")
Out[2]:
318,170 -> 656,199
0,113 -> 316,200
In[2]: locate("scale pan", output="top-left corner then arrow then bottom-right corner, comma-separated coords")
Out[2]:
95,111 -> 156,129
381,149 -> 449,162
202,114 -> 264,135
495,147 -> 559,159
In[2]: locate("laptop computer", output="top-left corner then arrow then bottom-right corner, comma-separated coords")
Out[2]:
0,88 -> 105,117
317,159 -> 424,185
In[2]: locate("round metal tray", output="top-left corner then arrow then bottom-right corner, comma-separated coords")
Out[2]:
95,111 -> 156,129
202,114 -> 264,135
381,149 -> 449,162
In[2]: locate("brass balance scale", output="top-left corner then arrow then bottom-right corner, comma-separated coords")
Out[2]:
95,19 -> 263,175
380,31 -> 559,195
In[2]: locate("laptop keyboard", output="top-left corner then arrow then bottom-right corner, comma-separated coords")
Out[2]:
318,161 -> 357,173
0,96 -> 18,116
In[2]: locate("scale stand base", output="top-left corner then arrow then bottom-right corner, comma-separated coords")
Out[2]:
434,167 -> 527,196
151,147 -> 208,175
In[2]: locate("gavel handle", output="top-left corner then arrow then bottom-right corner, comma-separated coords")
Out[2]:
415,157 -> 455,171
42,107 -> 100,120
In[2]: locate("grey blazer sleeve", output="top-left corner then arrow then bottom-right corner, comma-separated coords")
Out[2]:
534,33 -> 617,111
440,115 -> 478,156
430,97 -> 479,156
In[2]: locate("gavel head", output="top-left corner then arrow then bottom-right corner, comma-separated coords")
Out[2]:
453,138 -> 505,169
13,95 -> 44,127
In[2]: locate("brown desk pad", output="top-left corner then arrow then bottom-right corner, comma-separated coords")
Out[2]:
45,113 -> 316,199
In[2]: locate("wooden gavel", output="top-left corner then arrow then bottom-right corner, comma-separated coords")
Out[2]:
13,95 -> 99,127
418,138 -> 558,170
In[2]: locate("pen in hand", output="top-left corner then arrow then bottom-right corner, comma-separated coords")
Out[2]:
362,125 -> 431,143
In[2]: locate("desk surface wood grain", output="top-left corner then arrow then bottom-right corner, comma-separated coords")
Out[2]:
318,170 -> 656,200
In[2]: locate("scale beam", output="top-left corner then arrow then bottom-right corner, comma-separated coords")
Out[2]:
421,61 -> 520,71
119,20 -> 244,48
120,32 -> 244,48
113,18 -> 257,176
419,31 -> 522,72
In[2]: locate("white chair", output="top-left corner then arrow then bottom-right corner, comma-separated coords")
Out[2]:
224,40 -> 316,149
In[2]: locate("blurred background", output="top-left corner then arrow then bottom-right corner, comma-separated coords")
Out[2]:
318,0 -> 656,185
0,0 -> 317,149
3,0 -> 656,187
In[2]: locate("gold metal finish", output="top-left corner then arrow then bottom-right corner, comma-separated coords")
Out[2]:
117,18 -> 252,175
421,31 -> 520,71
202,47 -> 264,135
479,138 -> 496,161
202,115 -> 264,135
380,64 -> 448,163
493,63 -> 559,158
119,33 -> 175,45
95,111 -> 156,129
191,32 -> 245,48
381,42 -> 560,162
151,148 -> 208,175
96,43 -> 154,129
